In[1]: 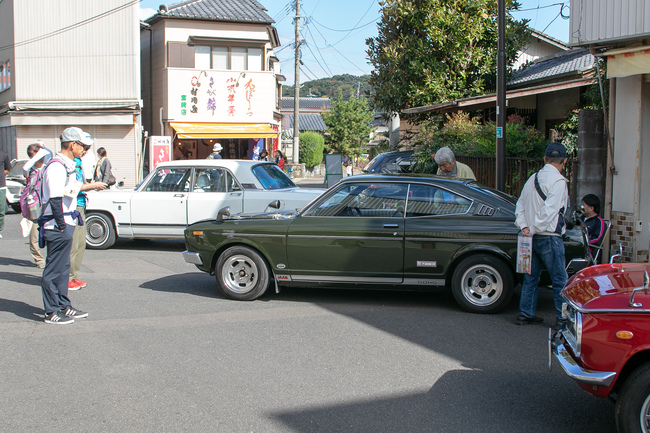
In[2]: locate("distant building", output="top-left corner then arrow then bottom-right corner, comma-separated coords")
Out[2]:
141,0 -> 284,162
0,0 -> 142,186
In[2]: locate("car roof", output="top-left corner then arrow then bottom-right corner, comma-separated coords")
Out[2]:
156,159 -> 272,169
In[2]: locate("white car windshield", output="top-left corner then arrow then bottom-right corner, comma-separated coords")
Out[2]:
251,164 -> 296,190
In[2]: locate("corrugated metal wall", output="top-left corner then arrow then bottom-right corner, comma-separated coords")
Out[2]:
13,0 -> 140,101
15,124 -> 139,187
570,0 -> 650,45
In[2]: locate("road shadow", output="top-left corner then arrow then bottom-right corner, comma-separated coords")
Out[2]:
0,298 -> 43,322
0,255 -> 39,268
0,270 -> 42,287
272,367 -> 615,433
139,272 -> 220,298
110,238 -> 186,252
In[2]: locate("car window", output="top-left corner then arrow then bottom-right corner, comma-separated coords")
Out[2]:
251,164 -> 296,190
305,182 -> 407,217
193,168 -> 240,193
406,184 -> 472,217
9,160 -> 26,177
143,167 -> 191,192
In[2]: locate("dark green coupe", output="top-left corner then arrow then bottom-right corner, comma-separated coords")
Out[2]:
183,174 -> 587,314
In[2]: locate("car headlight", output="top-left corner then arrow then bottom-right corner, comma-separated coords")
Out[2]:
562,302 -> 582,357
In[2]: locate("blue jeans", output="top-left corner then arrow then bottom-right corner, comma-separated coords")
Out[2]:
519,235 -> 568,319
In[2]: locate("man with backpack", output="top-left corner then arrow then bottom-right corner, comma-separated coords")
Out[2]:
21,142 -> 53,267
39,127 -> 94,324
514,142 -> 570,331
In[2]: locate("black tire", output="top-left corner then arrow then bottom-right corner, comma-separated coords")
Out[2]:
215,246 -> 270,300
85,212 -> 116,250
615,362 -> 650,433
450,254 -> 514,314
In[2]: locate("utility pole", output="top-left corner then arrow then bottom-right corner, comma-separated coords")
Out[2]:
495,0 -> 506,191
292,0 -> 301,164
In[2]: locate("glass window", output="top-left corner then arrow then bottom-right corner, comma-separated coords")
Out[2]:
306,183 -> 407,217
195,45 -> 211,69
231,47 -> 247,70
251,164 -> 295,190
144,168 -> 192,192
247,48 -> 262,71
406,184 -> 472,217
193,168 -> 241,192
212,46 -> 229,70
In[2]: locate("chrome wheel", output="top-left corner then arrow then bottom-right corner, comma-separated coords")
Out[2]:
85,213 -> 116,249
215,246 -> 270,300
220,254 -> 260,294
640,393 -> 650,432
451,254 -> 513,314
459,263 -> 504,307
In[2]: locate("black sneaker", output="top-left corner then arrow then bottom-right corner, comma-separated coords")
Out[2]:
515,313 -> 544,325
62,306 -> 88,319
44,311 -> 74,325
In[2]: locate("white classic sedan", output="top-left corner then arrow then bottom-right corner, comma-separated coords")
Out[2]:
84,160 -> 324,249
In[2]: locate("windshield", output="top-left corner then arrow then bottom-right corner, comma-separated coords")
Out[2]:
9,160 -> 26,177
251,164 -> 296,190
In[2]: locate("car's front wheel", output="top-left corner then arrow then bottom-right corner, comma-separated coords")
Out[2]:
85,212 -> 116,250
450,254 -> 513,314
615,362 -> 650,433
215,246 -> 270,300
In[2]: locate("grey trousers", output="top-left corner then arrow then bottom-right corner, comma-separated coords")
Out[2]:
41,224 -> 75,314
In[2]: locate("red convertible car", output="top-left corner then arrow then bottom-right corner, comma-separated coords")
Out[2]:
551,262 -> 650,433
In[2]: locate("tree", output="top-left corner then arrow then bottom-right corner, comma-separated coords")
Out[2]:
299,131 -> 325,168
366,0 -> 530,114
322,92 -> 374,158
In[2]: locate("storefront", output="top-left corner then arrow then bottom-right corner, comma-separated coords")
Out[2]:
164,69 -> 281,160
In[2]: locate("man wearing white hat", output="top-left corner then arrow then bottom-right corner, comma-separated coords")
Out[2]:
206,142 -> 223,159
39,127 -> 94,324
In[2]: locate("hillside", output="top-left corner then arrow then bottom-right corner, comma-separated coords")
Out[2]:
282,74 -> 372,101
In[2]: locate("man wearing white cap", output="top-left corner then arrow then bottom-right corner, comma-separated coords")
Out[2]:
39,127 -> 95,324
207,142 -> 223,159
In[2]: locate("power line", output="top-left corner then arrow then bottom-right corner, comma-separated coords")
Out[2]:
331,0 -> 376,46
312,17 -> 377,33
303,25 -> 334,76
0,0 -> 139,53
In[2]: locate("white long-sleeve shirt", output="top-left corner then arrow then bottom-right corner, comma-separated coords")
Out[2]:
515,163 -> 569,236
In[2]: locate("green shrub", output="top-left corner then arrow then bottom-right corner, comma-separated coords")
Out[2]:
299,131 -> 325,168
412,112 -> 547,173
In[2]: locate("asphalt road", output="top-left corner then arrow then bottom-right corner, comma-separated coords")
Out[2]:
0,209 -> 616,432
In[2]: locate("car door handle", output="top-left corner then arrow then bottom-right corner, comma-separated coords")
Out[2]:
383,224 -> 399,228
173,194 -> 185,197
230,192 -> 243,196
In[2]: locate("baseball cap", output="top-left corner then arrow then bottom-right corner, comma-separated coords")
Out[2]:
544,142 -> 567,158
61,127 -> 94,146
213,143 -> 223,152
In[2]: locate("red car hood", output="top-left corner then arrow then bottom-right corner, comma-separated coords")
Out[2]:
563,263 -> 650,310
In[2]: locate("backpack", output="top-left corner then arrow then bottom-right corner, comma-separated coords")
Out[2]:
19,158 -> 67,220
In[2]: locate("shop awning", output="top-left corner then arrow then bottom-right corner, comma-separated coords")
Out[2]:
605,46 -> 650,78
170,122 -> 279,139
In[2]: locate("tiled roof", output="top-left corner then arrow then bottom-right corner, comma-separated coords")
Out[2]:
281,97 -> 332,110
148,0 -> 273,24
285,113 -> 328,132
508,48 -> 596,86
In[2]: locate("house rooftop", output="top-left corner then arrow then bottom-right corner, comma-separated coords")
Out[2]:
146,0 -> 274,25
281,97 -> 332,110
508,48 -> 596,87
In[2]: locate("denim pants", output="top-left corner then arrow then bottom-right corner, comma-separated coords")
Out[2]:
41,225 -> 75,314
519,234 -> 568,319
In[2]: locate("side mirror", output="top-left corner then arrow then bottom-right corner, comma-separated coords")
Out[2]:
629,271 -> 649,308
216,206 -> 230,222
267,200 -> 282,210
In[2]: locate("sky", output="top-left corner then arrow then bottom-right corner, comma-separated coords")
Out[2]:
139,0 -> 571,85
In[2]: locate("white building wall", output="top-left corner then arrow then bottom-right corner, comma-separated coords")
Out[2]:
570,0 -> 650,45
12,0 -> 140,101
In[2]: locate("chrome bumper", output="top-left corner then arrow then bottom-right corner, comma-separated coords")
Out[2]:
551,340 -> 616,387
182,251 -> 203,266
